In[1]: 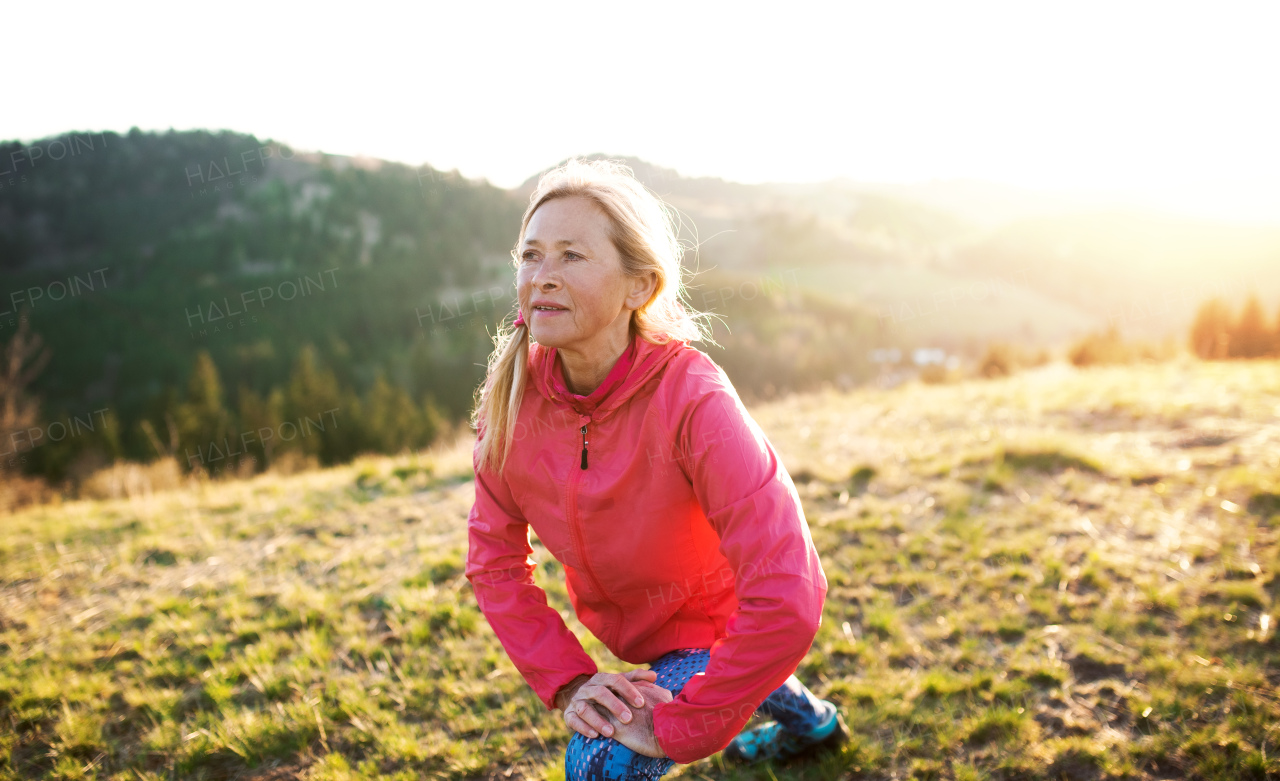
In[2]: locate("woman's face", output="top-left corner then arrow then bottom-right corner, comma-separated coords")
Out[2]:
517,196 -> 652,354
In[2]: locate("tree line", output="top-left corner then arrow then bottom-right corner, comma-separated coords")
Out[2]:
0,313 -> 447,484
1189,295 -> 1280,360
160,346 -> 447,477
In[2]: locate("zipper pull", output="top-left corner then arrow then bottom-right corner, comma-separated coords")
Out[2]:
580,424 -> 588,470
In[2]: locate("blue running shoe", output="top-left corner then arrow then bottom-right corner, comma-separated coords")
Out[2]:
723,705 -> 849,764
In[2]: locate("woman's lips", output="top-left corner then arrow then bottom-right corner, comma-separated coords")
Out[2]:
532,308 -> 567,317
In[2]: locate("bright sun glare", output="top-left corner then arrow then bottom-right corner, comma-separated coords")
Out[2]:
12,0 -> 1280,222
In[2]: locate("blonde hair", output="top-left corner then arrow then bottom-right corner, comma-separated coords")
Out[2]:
470,157 -> 717,476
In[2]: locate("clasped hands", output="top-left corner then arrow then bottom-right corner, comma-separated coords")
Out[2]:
555,670 -> 673,758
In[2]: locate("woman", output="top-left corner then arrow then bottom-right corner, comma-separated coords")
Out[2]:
465,159 -> 847,780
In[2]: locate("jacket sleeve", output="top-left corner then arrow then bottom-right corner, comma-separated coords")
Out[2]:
464,433 -> 598,710
650,378 -> 829,763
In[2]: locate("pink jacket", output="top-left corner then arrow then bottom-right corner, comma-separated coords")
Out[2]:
464,331 -> 828,763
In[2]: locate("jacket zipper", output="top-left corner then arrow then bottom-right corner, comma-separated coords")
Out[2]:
566,418 -> 619,645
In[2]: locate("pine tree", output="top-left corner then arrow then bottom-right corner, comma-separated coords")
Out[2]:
1273,303 -> 1280,357
96,410 -> 124,462
237,384 -> 284,472
362,373 -> 424,454
421,394 -> 446,447
174,351 -> 236,474
1230,295 -> 1271,358
1189,298 -> 1232,360
284,345 -> 354,465
0,311 -> 50,460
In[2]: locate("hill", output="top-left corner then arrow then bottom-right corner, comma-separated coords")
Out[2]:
527,155 -> 1280,346
3,131 -> 1277,485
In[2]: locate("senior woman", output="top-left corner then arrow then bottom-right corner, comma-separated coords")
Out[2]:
465,158 -> 847,780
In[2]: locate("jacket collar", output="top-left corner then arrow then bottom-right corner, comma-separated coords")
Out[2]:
529,330 -> 688,420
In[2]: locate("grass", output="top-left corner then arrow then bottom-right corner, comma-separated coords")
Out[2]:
2,358 -> 1280,779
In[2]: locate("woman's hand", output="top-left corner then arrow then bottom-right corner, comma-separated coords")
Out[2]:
559,669 -> 659,741
592,679 -> 673,758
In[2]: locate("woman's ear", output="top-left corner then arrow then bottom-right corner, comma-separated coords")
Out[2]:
625,271 -> 658,312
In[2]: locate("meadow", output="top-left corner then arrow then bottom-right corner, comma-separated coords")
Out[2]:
2,357 -> 1279,780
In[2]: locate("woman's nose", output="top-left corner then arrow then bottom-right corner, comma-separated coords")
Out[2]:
530,259 -> 562,288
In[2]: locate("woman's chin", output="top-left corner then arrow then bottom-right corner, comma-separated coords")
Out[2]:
530,329 -> 570,348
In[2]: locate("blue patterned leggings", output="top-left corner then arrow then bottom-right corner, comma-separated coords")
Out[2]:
563,648 -> 833,781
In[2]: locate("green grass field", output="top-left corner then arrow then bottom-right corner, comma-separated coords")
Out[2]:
3,358 -> 1279,780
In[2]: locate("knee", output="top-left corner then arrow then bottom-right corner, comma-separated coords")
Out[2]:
565,731 -> 622,781
564,732 -> 591,781
564,731 -> 660,781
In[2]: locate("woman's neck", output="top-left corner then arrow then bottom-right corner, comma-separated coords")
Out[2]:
559,328 -> 632,396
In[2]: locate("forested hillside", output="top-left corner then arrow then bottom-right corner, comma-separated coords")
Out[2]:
0,130 -> 534,479
0,131 -> 886,485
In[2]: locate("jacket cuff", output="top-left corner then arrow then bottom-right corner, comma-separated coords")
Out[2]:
539,662 -> 599,711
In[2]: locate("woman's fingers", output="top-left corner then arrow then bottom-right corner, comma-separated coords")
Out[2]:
582,683 -> 632,724
600,672 -> 646,709
623,669 -> 658,683
563,708 -> 600,739
563,670 -> 658,740
634,679 -> 674,704
567,700 -> 614,738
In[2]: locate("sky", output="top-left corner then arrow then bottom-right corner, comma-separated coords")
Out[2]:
10,0 -> 1280,223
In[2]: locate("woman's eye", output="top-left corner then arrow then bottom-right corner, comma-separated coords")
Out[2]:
565,252 -> 583,261
521,251 -> 537,262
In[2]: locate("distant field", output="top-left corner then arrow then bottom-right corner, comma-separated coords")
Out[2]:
2,358 -> 1279,780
